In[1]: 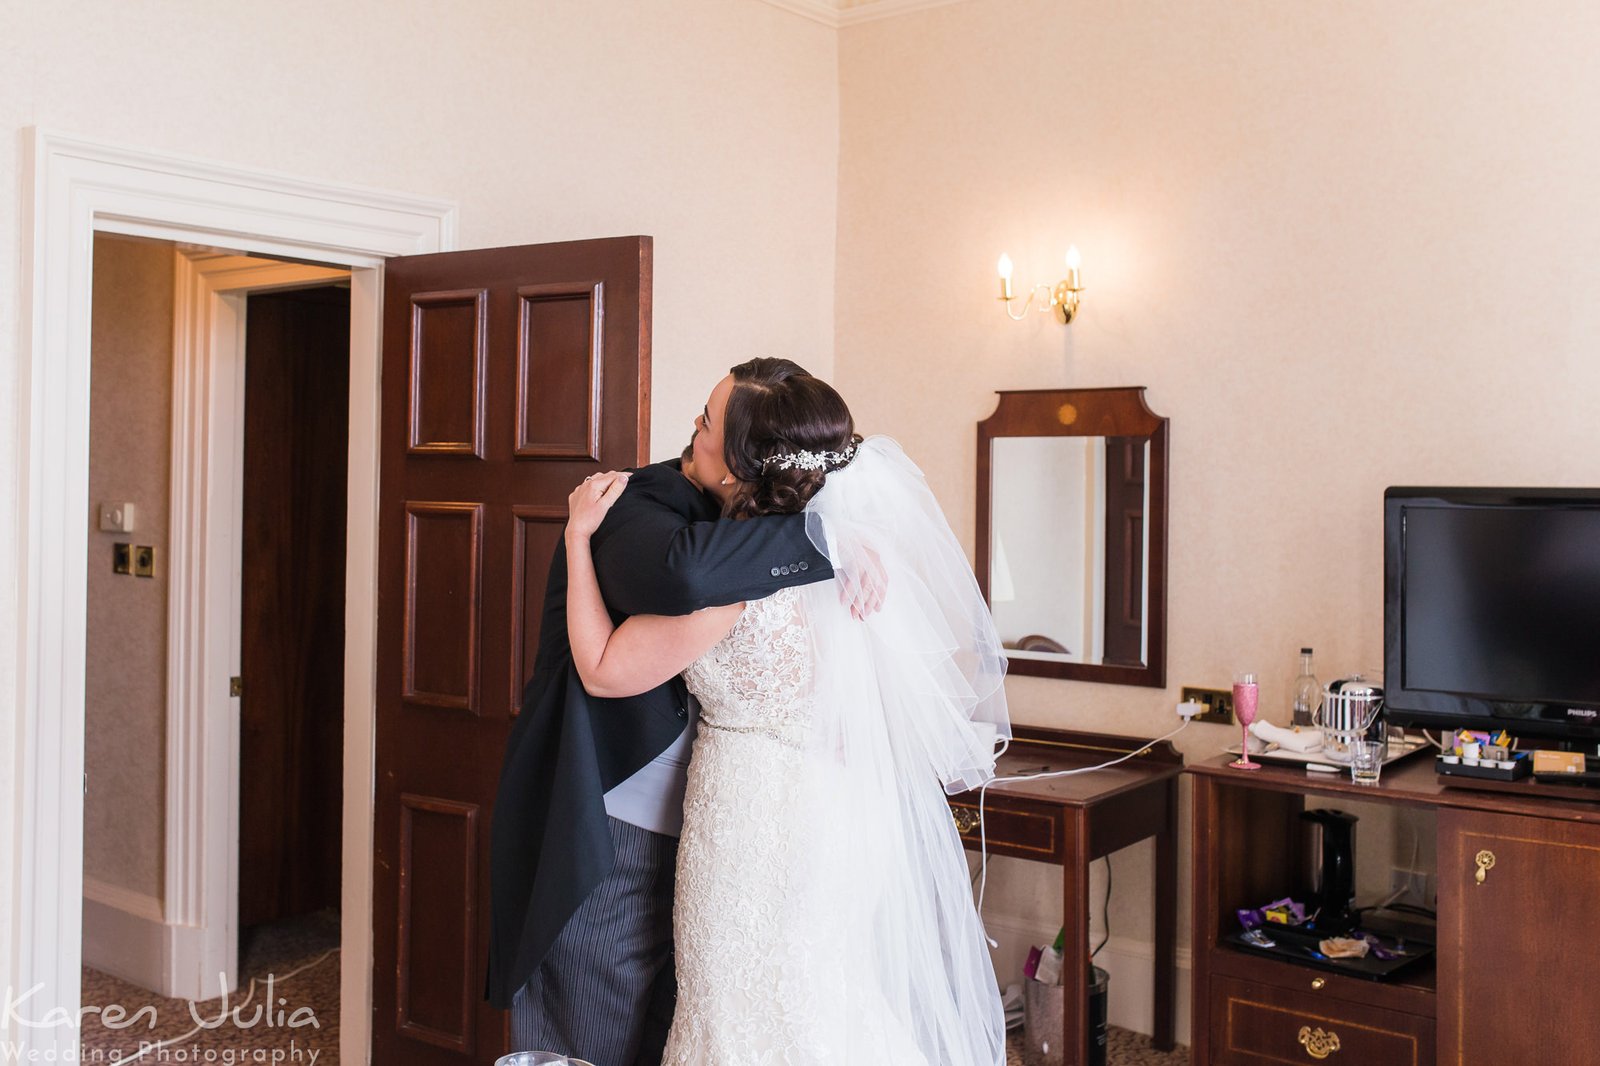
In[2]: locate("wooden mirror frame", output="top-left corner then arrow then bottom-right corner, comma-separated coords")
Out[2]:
976,387 -> 1169,687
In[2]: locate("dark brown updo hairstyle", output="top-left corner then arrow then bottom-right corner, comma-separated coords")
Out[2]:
720,357 -> 862,520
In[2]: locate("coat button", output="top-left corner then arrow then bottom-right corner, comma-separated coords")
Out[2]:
771,567 -> 781,577
799,561 -> 808,571
676,705 -> 687,718
780,565 -> 790,576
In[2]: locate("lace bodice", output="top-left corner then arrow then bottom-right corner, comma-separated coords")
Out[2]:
681,587 -> 813,744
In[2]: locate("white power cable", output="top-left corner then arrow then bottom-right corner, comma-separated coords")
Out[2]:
973,717 -> 1192,946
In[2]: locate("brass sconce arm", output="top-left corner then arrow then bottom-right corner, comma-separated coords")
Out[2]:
996,246 -> 1084,324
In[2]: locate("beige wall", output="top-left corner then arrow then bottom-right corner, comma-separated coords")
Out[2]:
84,235 -> 175,901
837,0 -> 1600,1005
1,0 -> 839,986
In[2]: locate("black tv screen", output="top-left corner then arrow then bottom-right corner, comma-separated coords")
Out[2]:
1384,487 -> 1600,741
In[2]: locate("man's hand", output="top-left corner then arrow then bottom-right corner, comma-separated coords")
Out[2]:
839,543 -> 887,620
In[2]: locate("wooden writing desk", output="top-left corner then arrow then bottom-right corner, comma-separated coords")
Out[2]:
949,725 -> 1183,1065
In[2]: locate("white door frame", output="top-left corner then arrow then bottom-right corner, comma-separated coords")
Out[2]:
15,127 -> 456,1062
161,252 -> 350,1003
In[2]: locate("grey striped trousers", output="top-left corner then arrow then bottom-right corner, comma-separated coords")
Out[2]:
511,816 -> 678,1066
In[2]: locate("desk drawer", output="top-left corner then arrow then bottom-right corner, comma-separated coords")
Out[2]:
1211,974 -> 1433,1065
949,799 -> 1060,861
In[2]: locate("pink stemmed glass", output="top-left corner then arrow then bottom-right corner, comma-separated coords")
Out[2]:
1231,671 -> 1262,771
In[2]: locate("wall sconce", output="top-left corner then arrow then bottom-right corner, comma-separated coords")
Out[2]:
997,246 -> 1083,324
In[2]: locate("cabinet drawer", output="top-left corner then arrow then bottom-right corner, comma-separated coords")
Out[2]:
1212,974 -> 1434,1065
949,799 -> 1060,860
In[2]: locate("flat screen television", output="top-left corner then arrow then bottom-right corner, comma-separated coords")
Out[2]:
1384,486 -> 1600,743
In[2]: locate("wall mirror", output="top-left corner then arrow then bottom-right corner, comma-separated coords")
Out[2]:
977,387 -> 1168,686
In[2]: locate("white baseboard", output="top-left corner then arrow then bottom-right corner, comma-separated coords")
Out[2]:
81,878 -> 168,995
80,879 -> 234,1001
982,912 -> 1192,1047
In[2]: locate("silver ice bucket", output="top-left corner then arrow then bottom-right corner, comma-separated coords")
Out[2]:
1315,676 -> 1384,759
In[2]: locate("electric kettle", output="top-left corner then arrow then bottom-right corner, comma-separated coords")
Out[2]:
1299,808 -> 1358,934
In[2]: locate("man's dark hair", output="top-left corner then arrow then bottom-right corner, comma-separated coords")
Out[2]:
720,357 -> 860,519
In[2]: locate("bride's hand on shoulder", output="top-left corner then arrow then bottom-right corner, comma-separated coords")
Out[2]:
567,471 -> 631,539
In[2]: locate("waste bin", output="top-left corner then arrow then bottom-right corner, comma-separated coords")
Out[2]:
1021,965 -> 1109,1066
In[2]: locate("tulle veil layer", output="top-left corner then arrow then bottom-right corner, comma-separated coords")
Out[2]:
799,436 -> 1010,1065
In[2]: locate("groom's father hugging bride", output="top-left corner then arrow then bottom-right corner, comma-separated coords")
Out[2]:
485,443 -> 837,1066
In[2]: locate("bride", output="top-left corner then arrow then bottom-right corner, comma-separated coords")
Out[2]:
565,358 -> 1009,1065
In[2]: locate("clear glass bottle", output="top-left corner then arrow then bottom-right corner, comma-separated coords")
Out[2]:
1291,647 -> 1319,728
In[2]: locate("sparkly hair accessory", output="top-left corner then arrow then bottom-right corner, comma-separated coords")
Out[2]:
762,441 -> 858,473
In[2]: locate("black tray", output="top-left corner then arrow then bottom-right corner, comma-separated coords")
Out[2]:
1436,754 -> 1530,782
1226,922 -> 1434,981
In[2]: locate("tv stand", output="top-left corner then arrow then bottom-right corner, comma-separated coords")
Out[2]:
1188,755 -> 1600,1064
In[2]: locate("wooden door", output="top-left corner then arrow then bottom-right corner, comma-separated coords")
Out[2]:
1438,808 -> 1600,1064
239,285 -> 350,926
1100,436 -> 1144,667
372,238 -> 651,1065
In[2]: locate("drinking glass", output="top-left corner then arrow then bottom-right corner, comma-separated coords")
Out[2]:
496,1054 -> 573,1066
1230,671 -> 1261,771
1350,739 -> 1384,784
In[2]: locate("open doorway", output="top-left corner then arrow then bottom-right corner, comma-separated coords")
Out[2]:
79,235 -> 350,1061
18,130 -> 455,1063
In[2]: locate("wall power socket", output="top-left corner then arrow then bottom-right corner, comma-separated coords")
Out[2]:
1179,686 -> 1235,726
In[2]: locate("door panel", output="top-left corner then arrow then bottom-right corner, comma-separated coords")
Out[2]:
509,508 -> 567,716
402,502 -> 483,713
373,237 -> 651,1065
515,281 -> 603,459
408,290 -> 487,456
396,793 -> 480,1053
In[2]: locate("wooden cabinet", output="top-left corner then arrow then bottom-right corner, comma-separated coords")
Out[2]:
1437,808 -> 1600,1064
1210,972 -> 1434,1064
1189,758 -> 1600,1066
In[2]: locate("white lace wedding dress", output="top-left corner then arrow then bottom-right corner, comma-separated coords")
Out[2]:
663,587 -> 923,1065
660,436 -> 1010,1066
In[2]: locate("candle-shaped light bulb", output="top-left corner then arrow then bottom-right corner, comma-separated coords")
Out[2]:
997,253 -> 1014,300
1064,245 -> 1082,290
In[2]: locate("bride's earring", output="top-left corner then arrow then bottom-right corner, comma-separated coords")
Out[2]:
721,476 -> 732,486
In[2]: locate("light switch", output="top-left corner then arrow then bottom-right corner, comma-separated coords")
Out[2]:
133,546 -> 156,578
98,502 -> 136,533
112,543 -> 132,575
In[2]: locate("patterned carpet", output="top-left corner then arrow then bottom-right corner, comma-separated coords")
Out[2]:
1005,1027 -> 1190,1065
80,908 -> 342,1064
80,909 -> 1188,1065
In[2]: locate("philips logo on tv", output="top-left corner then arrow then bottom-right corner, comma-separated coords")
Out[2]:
1565,708 -> 1599,720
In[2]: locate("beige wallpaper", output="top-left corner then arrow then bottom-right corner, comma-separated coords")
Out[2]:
83,235 -> 175,901
836,0 -> 1600,1008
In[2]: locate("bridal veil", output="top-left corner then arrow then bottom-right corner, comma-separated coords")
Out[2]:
800,435 -> 1011,1066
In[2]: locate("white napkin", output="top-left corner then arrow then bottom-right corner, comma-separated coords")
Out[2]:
1249,719 -> 1323,753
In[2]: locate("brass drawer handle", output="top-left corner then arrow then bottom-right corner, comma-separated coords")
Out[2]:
1310,976 -> 1326,991
1475,849 -> 1496,885
952,806 -> 981,834
1298,1025 -> 1341,1059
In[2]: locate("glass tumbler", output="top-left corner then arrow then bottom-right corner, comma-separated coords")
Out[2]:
1349,739 -> 1384,784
